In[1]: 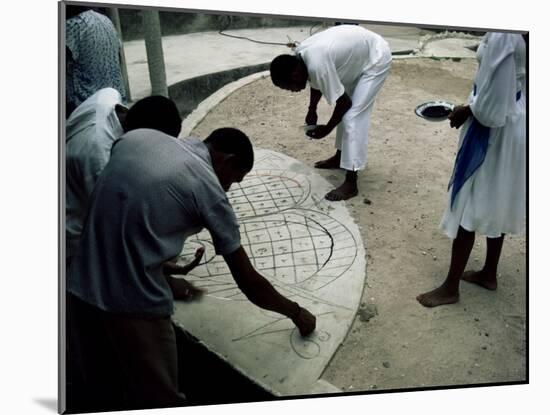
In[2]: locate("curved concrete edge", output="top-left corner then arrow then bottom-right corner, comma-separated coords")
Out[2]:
308,379 -> 342,395
174,323 -> 342,396
170,148 -> 364,397
175,51 -> 424,138
173,317 -> 342,397
179,70 -> 270,138
416,32 -> 482,58
171,320 -> 280,396
176,33 -> 482,139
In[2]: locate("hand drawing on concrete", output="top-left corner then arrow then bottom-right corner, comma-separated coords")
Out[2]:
229,311 -> 334,359
177,159 -> 360,359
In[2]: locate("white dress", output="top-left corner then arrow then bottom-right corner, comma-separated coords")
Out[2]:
66,88 -> 124,259
440,33 -> 526,239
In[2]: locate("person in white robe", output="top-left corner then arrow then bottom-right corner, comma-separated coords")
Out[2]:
270,24 -> 392,201
417,32 -> 526,307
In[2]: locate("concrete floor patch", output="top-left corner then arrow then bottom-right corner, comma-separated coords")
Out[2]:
172,149 -> 366,396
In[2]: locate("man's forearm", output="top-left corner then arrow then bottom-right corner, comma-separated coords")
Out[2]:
225,247 -> 301,318
237,270 -> 300,318
326,93 -> 352,131
308,88 -> 322,110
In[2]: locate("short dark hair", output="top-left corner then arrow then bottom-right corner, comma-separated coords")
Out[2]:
270,54 -> 300,87
204,128 -> 254,172
125,96 -> 182,137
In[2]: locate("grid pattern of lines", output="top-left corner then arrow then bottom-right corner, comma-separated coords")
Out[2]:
179,209 -> 357,298
174,152 -> 365,366
228,171 -> 310,219
176,168 -> 357,302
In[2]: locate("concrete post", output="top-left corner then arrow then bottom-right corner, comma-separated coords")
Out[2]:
142,10 -> 168,97
106,8 -> 132,102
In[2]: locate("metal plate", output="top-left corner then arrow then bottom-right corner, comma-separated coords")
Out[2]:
415,101 -> 455,122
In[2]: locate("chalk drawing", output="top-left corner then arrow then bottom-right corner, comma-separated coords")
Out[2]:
177,152 -> 360,359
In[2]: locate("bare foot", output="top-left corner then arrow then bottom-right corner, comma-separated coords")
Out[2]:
462,270 -> 497,291
325,181 -> 358,201
314,154 -> 341,169
416,285 -> 459,307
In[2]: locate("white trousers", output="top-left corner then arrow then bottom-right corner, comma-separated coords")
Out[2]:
335,60 -> 391,171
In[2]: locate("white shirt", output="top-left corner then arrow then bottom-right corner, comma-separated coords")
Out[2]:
66,88 -> 124,259
470,32 -> 526,128
295,25 -> 391,104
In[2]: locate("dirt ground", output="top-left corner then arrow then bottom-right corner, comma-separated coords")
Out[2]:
191,57 -> 527,392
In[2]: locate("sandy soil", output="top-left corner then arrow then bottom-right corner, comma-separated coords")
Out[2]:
191,57 -> 526,392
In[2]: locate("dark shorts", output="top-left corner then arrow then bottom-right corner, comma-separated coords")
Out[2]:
66,293 -> 187,412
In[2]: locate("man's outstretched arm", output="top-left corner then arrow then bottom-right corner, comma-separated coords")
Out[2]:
224,246 -> 316,336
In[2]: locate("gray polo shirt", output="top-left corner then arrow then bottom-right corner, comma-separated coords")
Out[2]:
67,129 -> 241,317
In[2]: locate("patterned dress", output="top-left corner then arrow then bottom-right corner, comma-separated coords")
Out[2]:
66,10 -> 127,112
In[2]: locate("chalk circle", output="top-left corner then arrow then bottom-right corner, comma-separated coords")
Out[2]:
415,101 -> 454,122
290,329 -> 321,359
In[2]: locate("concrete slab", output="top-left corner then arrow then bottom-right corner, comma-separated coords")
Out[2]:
171,148 -> 366,396
421,38 -> 480,59
179,71 -> 269,137
124,27 -> 313,99
123,24 -> 423,100
415,32 -> 482,59
363,23 -> 426,54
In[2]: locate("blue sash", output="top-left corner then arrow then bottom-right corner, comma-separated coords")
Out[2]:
449,86 -> 521,209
